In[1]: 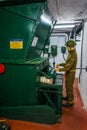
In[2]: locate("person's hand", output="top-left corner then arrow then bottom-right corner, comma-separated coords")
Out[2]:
56,64 -> 59,68
54,67 -> 59,71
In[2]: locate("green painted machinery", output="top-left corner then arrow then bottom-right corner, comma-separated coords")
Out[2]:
0,0 -> 63,124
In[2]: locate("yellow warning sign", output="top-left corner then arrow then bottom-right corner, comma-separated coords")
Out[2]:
10,39 -> 23,49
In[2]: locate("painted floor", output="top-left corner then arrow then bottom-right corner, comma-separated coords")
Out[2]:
0,78 -> 87,130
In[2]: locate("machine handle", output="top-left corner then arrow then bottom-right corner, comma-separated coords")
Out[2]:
40,71 -> 51,79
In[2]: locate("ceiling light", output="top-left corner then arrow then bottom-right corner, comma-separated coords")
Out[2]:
54,24 -> 75,29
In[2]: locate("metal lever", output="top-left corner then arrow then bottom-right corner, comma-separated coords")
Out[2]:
76,66 -> 87,71
40,71 -> 51,79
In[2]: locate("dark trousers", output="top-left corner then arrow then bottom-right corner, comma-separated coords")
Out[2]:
65,72 -> 75,104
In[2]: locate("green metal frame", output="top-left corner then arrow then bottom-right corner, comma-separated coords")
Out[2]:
38,74 -> 63,123
0,1 -> 62,124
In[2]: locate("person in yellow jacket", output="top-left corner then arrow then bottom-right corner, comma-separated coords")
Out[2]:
55,40 -> 77,107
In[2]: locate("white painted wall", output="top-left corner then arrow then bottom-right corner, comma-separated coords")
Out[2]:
49,34 -> 68,67
75,35 -> 82,78
47,25 -> 87,110
49,34 -> 81,78
78,20 -> 87,110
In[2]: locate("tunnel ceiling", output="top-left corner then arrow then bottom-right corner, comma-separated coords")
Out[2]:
47,0 -> 87,23
47,0 -> 87,33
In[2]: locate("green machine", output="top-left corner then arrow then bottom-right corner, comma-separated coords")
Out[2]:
0,0 -> 63,124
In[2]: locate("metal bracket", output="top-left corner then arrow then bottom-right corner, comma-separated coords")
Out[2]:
76,66 -> 87,71
86,66 -> 87,71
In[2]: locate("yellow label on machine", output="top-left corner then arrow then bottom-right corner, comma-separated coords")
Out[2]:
10,39 -> 23,49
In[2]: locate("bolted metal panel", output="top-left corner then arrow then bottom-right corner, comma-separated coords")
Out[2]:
0,1 -> 62,124
0,3 -> 43,62
0,2 -> 54,62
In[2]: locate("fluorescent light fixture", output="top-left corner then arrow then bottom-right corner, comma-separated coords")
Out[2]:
41,15 -> 51,25
54,24 -> 75,29
56,20 -> 81,24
